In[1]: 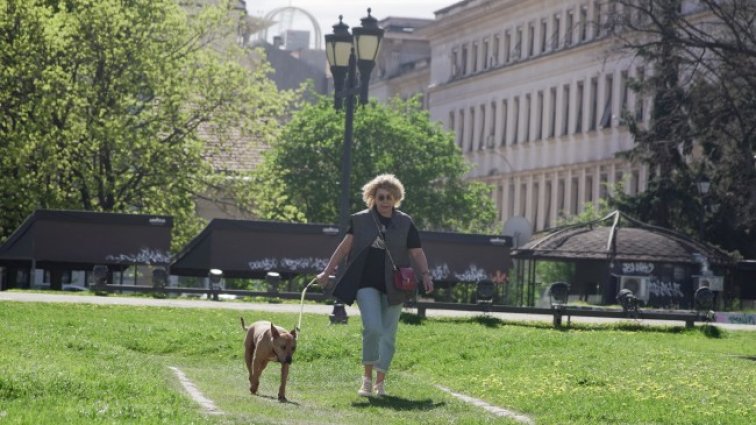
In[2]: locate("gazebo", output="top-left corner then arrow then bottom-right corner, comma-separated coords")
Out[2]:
512,211 -> 733,308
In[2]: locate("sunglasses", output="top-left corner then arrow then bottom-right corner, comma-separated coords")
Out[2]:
376,194 -> 394,202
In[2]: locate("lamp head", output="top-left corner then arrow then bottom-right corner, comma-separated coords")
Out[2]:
548,282 -> 570,306
476,279 -> 495,303
352,8 -> 384,63
325,15 -> 352,68
209,268 -> 223,285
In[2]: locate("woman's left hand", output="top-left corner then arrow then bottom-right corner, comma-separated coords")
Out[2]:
422,275 -> 434,294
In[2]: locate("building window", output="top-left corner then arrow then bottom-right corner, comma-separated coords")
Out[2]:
580,5 -> 588,42
524,94 -> 531,142
594,1 -> 602,38
513,96 -> 520,144
601,74 -> 614,128
468,107 -> 475,152
544,181 -> 552,228
585,175 -> 593,202
631,169 -> 640,195
589,76 -> 598,131
599,173 -> 608,199
616,170 -> 625,193
562,84 -> 571,136
576,81 -> 584,133
536,91 -> 544,140
508,183 -> 516,217
566,10 -> 574,46
571,177 -> 579,214
496,185 -> 504,221
483,38 -> 489,70
490,101 -> 497,147
532,182 -> 540,226
528,23 -> 535,57
514,27 -> 522,60
451,48 -> 459,78
540,19 -> 548,53
520,183 -> 527,216
558,179 -> 566,213
461,44 -> 468,75
501,99 -> 508,146
458,109 -> 465,149
549,87 -> 557,138
449,111 -> 455,133
479,104 -> 486,150
552,14 -> 561,49
504,31 -> 512,63
620,70 -> 629,120
472,42 -> 479,72
492,34 -> 500,66
635,66 -> 645,122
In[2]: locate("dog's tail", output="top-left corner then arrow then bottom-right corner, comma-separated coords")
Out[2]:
240,317 -> 247,331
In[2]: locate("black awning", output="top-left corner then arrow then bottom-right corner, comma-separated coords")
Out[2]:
169,219 -> 342,278
0,209 -> 173,269
419,231 -> 513,282
170,219 -> 514,282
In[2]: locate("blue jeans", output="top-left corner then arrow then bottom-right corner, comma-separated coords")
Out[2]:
356,287 -> 403,373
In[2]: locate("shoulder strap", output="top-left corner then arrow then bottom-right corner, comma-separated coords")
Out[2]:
370,212 -> 398,271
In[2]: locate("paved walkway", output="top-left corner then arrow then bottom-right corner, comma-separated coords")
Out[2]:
1,291 -> 754,331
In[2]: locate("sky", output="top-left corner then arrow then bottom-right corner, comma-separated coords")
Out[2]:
246,1 -> 453,48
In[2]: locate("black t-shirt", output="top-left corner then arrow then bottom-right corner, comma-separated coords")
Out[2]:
347,210 -> 421,293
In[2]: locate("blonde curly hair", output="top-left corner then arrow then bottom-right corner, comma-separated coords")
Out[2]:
361,174 -> 405,209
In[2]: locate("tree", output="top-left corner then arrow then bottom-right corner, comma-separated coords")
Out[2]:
611,0 -> 756,257
252,96 -> 497,233
0,0 -> 289,249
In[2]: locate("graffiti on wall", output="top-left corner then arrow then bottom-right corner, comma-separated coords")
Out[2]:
248,257 -> 329,272
621,262 -> 655,275
105,248 -> 171,264
648,279 -> 685,299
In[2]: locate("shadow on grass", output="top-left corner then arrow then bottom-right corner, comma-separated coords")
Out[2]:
351,395 -> 445,411
697,323 -> 724,338
399,312 -> 426,325
254,393 -> 302,406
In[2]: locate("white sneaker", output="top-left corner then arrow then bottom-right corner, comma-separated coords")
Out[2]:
373,381 -> 386,397
357,377 -> 372,397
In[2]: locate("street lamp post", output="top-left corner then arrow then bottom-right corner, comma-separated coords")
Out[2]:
325,9 -> 384,234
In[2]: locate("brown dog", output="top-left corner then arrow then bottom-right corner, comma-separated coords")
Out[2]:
240,318 -> 297,402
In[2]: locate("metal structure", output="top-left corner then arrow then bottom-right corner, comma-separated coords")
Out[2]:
261,6 -> 322,50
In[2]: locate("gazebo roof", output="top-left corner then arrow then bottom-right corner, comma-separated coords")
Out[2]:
513,211 -> 733,266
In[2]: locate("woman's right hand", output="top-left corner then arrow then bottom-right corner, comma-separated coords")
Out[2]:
316,271 -> 331,287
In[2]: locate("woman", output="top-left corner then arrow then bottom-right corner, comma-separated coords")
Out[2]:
317,173 -> 434,397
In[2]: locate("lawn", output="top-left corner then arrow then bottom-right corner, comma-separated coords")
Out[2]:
0,301 -> 753,424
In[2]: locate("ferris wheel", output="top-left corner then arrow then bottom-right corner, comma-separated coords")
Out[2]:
259,6 -> 322,50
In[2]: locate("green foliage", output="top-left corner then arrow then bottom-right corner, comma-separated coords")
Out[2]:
557,197 -> 615,227
0,0 -> 289,249
252,95 -> 497,233
614,0 -> 756,257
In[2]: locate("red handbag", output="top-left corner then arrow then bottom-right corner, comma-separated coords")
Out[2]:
393,267 -> 417,291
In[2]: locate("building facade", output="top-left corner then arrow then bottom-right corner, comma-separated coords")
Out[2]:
369,17 -> 433,107
421,0 -> 654,232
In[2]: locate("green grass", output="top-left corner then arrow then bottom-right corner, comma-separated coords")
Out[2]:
0,301 -> 754,424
